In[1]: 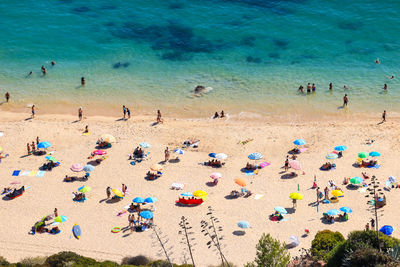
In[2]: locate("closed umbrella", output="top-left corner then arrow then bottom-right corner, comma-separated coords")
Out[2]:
78,186 -> 91,193
70,163 -> 83,172
150,164 -> 163,172
358,152 -> 368,159
112,189 -> 123,198
210,172 -> 222,179
293,139 -> 306,146
133,197 -> 145,203
139,142 -> 150,148
174,149 -> 184,155
326,153 -> 338,160
369,151 -> 381,157
248,153 -> 263,160
234,178 -> 246,187
83,164 -> 95,172
274,207 -> 287,214
289,236 -> 300,247
139,210 -> 153,219
350,177 -> 363,185
54,215 -> 68,223
144,197 -> 157,203
326,209 -> 340,216
215,153 -> 227,160
380,225 -> 394,236
237,221 -> 250,229
37,142 -> 51,149
289,192 -> 304,200
100,134 -> 116,143
289,160 -> 301,170
340,207 -> 352,213
334,146 -> 347,151
331,190 -> 343,197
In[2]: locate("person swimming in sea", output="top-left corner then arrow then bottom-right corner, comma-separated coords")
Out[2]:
375,58 -> 380,64
41,66 -> 46,75
51,61 -> 56,66
312,83 -> 316,92
386,75 -> 395,80
298,85 -> 304,93
383,83 -> 387,91
343,94 -> 348,107
329,83 -> 333,90
306,83 -> 311,93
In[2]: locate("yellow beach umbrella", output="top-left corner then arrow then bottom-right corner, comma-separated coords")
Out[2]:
112,188 -> 123,198
150,164 -> 163,172
289,192 -> 304,200
100,134 -> 116,143
331,190 -> 343,197
193,190 -> 207,201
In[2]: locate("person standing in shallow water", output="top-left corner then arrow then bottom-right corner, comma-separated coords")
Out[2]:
41,66 -> 46,75
329,83 -> 333,90
343,94 -> 348,107
382,110 -> 386,123
78,107 -> 83,121
5,92 -> 10,102
81,77 -> 85,86
31,105 -> 36,118
122,105 -> 126,119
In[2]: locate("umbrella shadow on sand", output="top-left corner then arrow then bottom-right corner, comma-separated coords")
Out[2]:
206,182 -> 216,187
105,198 -> 122,204
233,230 -> 246,236
281,173 -> 298,179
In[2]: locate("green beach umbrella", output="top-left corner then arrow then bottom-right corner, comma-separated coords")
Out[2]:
350,177 -> 363,185
358,152 -> 368,159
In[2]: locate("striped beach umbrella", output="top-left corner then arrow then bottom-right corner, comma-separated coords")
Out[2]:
248,153 -> 263,160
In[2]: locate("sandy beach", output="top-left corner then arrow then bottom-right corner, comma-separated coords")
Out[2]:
0,111 -> 399,266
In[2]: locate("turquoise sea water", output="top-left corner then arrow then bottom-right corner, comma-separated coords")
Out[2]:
1,0 -> 400,117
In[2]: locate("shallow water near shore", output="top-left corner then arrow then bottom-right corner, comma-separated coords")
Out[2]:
1,0 -> 400,118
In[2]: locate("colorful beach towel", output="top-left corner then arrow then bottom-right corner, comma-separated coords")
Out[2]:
245,171 -> 255,176
36,171 -> 45,178
28,171 -> 37,177
367,165 -> 380,169
21,171 -> 31,176
259,162 -> 271,168
83,132 -> 90,136
12,170 -> 21,176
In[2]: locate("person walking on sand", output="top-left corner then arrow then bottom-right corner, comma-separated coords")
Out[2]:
54,208 -> 58,217
122,105 -> 126,119
157,110 -> 163,123
106,186 -> 111,199
27,143 -> 31,155
324,187 -> 329,200
5,92 -> 10,102
284,157 -> 289,172
127,108 -> 131,119
31,105 -> 35,118
164,147 -> 170,163
36,136 -> 40,145
382,110 -> 386,122
122,184 -> 127,195
343,94 -> 348,107
78,107 -> 83,121
31,141 -> 36,153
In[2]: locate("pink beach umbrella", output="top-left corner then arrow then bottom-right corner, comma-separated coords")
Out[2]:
289,160 -> 302,170
71,163 -> 84,172
210,172 -> 222,179
93,150 -> 107,155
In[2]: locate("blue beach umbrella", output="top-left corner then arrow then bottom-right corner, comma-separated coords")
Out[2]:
139,210 -> 153,219
37,141 -> 51,149
248,153 -> 263,160
208,153 -> 216,158
380,225 -> 394,236
83,164 -> 95,172
369,151 -> 381,157
326,209 -> 340,216
132,197 -> 145,203
334,146 -> 347,151
144,197 -> 157,203
139,142 -> 150,148
340,207 -> 353,213
274,206 -> 287,214
293,139 -> 306,146
174,149 -> 184,155
180,192 -> 193,197
237,221 -> 250,229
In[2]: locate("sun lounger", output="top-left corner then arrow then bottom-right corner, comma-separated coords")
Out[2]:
171,183 -> 184,190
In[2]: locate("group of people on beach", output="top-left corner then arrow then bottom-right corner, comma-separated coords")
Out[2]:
26,136 -> 40,155
213,110 -> 225,119
28,61 -> 86,86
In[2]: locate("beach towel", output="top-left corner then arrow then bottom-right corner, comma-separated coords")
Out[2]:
245,171 -> 255,176
21,171 -> 31,176
254,194 -> 264,200
36,171 -> 45,178
12,170 -> 21,176
259,162 -> 271,168
300,148 -> 307,153
28,171 -> 37,177
367,165 -> 380,169
82,132 -> 90,136
322,199 -> 330,204
281,218 -> 290,222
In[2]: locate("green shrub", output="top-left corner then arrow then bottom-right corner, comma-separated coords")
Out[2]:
121,255 -> 151,266
311,230 -> 345,261
0,256 -> 10,266
45,251 -> 97,267
19,256 -> 46,266
346,247 -> 396,267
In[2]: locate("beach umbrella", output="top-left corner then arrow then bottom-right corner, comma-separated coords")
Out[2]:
350,177 -> 363,185
334,146 -> 347,151
92,150 -> 107,155
208,153 -> 216,158
293,139 -> 306,146
215,153 -> 228,160
237,221 -> 250,229
326,153 -> 338,160
331,190 -> 343,197
369,151 -> 381,157
193,190 -> 207,198
45,156 -> 57,162
358,152 -> 368,159
112,188 -> 123,198
139,210 -> 153,219
274,207 -> 287,214
54,215 -> 68,223
139,142 -> 150,148
83,164 -> 95,172
289,236 -> 300,247
78,186 -> 91,193
144,197 -> 157,203
70,163 -> 83,172
234,178 -> 246,187
289,160 -> 301,170
180,192 -> 193,197
150,164 -> 163,172
326,209 -> 340,216
248,153 -> 263,160
37,142 -> 51,149
174,149 -> 184,155
340,207 -> 353,213
100,134 -> 116,143
380,225 -> 394,236
133,197 -> 145,203
210,172 -> 222,179
289,192 -> 304,200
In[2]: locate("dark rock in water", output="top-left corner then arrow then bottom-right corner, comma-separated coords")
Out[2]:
121,62 -> 130,68
169,2 -> 185,9
338,21 -> 361,31
247,56 -> 262,63
104,22 -> 115,27
348,47 -> 375,55
100,5 -> 117,10
113,62 -> 121,69
291,60 -> 301,65
300,54 -> 315,59
273,38 -> 289,48
113,62 -> 130,69
242,36 -> 256,47
161,51 -> 191,61
345,40 -> 353,45
194,85 -> 206,94
268,52 -> 280,59
72,6 -> 90,13
383,43 -> 399,51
